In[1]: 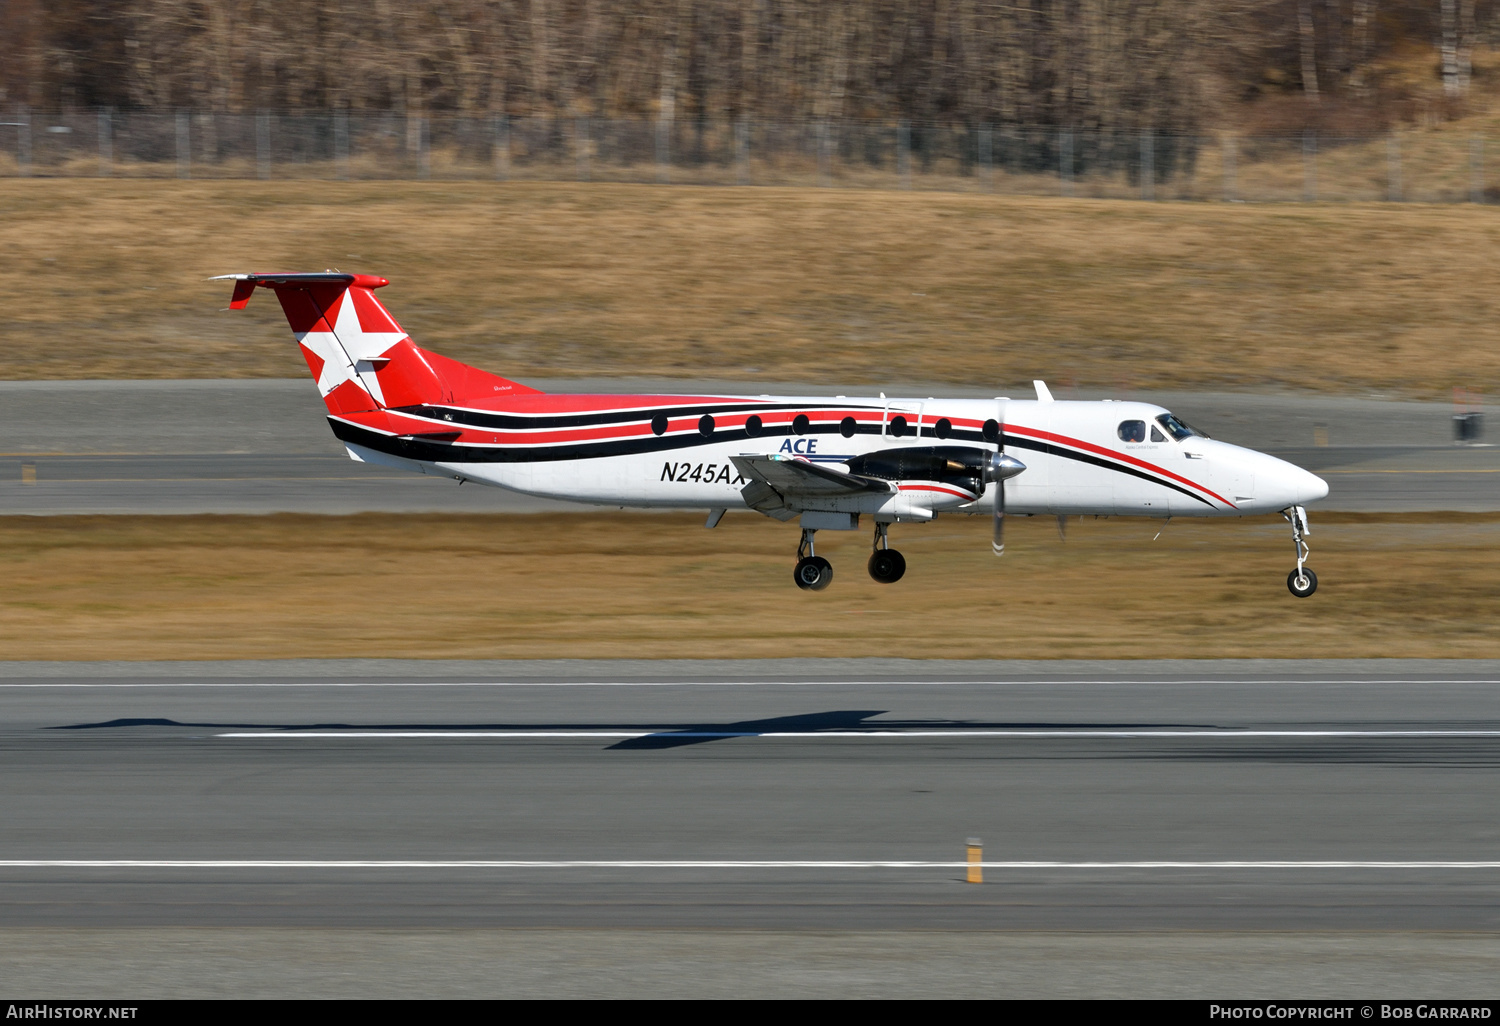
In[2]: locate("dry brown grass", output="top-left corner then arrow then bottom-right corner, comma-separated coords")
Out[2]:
1,512 -> 1496,661
4,179 -> 1500,397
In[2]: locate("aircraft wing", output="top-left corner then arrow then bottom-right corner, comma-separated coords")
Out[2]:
731,454 -> 892,519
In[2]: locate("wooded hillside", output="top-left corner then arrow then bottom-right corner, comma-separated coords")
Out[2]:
3,1 -> 1498,136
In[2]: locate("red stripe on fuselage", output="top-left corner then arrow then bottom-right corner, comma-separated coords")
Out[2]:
897,483 -> 980,500
443,394 -> 766,415
378,407 -> 898,447
1004,423 -> 1234,508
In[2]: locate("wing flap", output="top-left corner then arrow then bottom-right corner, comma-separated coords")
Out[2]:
732,455 -> 890,496
731,454 -> 892,517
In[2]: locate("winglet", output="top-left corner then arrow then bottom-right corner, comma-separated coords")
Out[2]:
1033,380 -> 1054,402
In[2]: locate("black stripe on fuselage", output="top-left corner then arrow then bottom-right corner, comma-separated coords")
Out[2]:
392,401 -> 882,431
1001,434 -> 1216,508
333,416 -> 991,462
333,416 -> 1215,508
333,417 -> 831,462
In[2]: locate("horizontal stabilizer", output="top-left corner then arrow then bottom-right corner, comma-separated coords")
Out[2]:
211,272 -> 389,310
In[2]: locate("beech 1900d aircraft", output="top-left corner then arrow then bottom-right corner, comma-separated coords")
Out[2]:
214,272 -> 1330,597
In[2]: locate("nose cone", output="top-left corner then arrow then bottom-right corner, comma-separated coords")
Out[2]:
1299,468 -> 1330,505
1264,456 -> 1328,509
1231,444 -> 1329,510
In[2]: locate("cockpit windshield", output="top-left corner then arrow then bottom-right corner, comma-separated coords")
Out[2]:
1155,413 -> 1209,441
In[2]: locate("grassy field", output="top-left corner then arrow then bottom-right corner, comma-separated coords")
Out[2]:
4,179 -> 1500,397
1,512 -> 1495,661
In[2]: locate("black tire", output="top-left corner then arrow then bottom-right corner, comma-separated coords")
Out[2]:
868,548 -> 907,584
1287,567 -> 1318,597
795,556 -> 833,591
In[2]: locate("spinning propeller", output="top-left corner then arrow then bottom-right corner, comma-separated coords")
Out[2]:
985,449 -> 1026,556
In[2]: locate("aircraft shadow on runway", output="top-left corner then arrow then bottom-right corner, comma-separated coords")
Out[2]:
46,713 -> 1500,764
605,710 -> 885,749
50,710 -> 1219,752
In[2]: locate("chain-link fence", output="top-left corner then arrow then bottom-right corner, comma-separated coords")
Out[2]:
0,108 -> 1494,203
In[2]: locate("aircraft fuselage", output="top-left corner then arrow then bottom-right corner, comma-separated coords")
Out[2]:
334,393 -> 1329,521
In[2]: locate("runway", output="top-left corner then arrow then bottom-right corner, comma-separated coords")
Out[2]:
1,446 -> 1498,514
0,453 -> 591,514
3,658 -> 1499,934
1,380 -> 1495,513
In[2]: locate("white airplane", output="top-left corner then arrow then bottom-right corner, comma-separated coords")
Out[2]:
215,272 -> 1330,596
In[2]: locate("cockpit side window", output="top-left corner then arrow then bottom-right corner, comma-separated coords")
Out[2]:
1150,425 -> 1166,442
1156,413 -> 1208,441
1117,420 -> 1146,443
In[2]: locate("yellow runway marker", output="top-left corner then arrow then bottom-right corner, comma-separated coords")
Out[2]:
967,838 -> 983,884
20,464 -> 36,485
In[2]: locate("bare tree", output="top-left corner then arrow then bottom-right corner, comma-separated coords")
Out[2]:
1299,0 -> 1321,102
1350,0 -> 1374,90
1459,0 -> 1475,92
1441,0 -> 1460,95
10,0 -> 1489,142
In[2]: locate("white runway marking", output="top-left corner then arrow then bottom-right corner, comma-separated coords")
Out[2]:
0,860 -> 1497,870
214,729 -> 1500,740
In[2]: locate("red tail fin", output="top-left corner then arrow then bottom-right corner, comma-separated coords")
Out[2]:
213,273 -> 540,413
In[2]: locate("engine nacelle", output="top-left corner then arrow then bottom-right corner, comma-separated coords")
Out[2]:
843,446 -> 992,508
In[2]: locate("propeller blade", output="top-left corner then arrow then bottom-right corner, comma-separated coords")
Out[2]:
985,452 -> 1023,558
992,481 -> 1005,557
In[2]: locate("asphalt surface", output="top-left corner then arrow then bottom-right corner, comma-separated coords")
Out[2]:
4,657 -> 1499,996
1273,444 -> 1500,513
3,658 -> 1499,931
2,445 -> 1496,514
1,380 -> 1495,513
0,453 -> 587,514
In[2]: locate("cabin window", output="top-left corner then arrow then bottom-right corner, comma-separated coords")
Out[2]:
840,416 -> 856,438
889,415 -> 908,437
651,414 -> 668,436
745,415 -> 763,437
1117,420 -> 1146,443
793,414 -> 811,435
934,417 -> 952,439
698,414 -> 716,437
981,419 -> 1000,442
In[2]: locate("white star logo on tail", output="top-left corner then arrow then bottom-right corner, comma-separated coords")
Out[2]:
296,291 -> 407,404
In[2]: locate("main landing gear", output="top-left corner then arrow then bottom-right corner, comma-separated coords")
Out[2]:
794,524 -> 908,590
1283,504 -> 1318,598
793,528 -> 833,591
867,522 -> 906,584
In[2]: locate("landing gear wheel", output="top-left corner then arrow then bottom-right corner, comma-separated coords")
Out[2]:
794,555 -> 833,591
1281,506 -> 1317,599
1287,567 -> 1318,598
867,548 -> 907,584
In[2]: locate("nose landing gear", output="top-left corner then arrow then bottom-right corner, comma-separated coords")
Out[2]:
1283,505 -> 1317,597
793,527 -> 832,591
1287,567 -> 1318,598
867,522 -> 906,584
